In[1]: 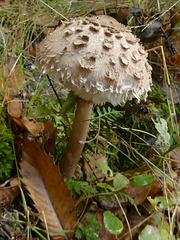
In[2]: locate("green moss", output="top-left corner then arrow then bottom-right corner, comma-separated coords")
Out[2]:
0,107 -> 15,182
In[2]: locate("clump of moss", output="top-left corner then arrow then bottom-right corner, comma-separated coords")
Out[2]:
0,109 -> 15,183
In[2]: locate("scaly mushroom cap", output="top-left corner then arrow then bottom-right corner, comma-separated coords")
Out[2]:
36,15 -> 152,105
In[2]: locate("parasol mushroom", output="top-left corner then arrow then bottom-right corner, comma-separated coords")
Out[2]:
36,15 -> 152,179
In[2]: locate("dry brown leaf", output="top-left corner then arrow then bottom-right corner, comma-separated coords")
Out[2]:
42,120 -> 57,155
0,64 -> 43,135
12,116 -> 44,137
0,64 -> 25,99
20,136 -> 77,239
21,117 -> 44,137
7,94 -> 22,117
93,202 -> 155,240
121,179 -> 163,205
1,65 -> 25,91
0,64 -> 26,117
119,207 -> 155,240
0,177 -> 20,206
83,154 -> 107,181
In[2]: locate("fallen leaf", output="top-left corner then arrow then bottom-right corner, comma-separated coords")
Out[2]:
0,64 -> 26,117
21,117 -> 44,137
0,65 -> 45,137
121,179 -> 163,205
0,177 -> 20,206
83,154 -> 107,181
7,96 -> 22,118
20,136 -> 77,239
42,120 -> 57,155
95,206 -> 155,240
12,116 -> 44,137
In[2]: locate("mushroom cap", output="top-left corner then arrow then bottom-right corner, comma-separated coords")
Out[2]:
36,15 -> 152,105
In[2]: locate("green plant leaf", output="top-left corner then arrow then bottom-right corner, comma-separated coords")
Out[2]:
154,196 -> 174,209
65,179 -> 97,196
97,182 -> 115,192
60,91 -> 77,116
95,161 -> 113,178
113,173 -> 129,190
154,213 -> 161,225
76,214 -> 101,240
153,118 -> 170,144
27,106 -> 53,117
103,211 -> 123,235
132,173 -> 154,187
138,225 -> 163,240
28,77 -> 47,107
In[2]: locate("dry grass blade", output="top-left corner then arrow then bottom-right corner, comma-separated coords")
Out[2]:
20,136 -> 77,239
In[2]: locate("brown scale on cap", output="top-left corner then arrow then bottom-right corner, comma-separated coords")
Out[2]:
36,15 -> 152,178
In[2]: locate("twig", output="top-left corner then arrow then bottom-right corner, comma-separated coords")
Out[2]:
153,154 -> 180,163
141,0 -> 180,32
46,74 -> 62,108
147,45 -> 180,142
160,45 -> 179,142
76,189 -> 122,205
114,194 -> 133,240
119,209 -> 162,239
42,211 -> 50,240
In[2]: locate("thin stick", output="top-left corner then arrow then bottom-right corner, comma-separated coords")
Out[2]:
160,45 -> 179,142
120,210 -> 162,239
42,211 -> 50,240
153,154 -> 180,163
114,194 -> 132,240
46,75 -> 62,108
141,0 -> 180,32
147,45 -> 179,142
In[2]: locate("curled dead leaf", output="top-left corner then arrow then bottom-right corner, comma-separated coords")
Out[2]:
20,136 -> 77,239
12,116 -> 44,137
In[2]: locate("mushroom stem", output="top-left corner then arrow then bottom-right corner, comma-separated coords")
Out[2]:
59,97 -> 93,178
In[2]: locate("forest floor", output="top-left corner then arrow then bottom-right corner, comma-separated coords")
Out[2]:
0,0 -> 180,240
